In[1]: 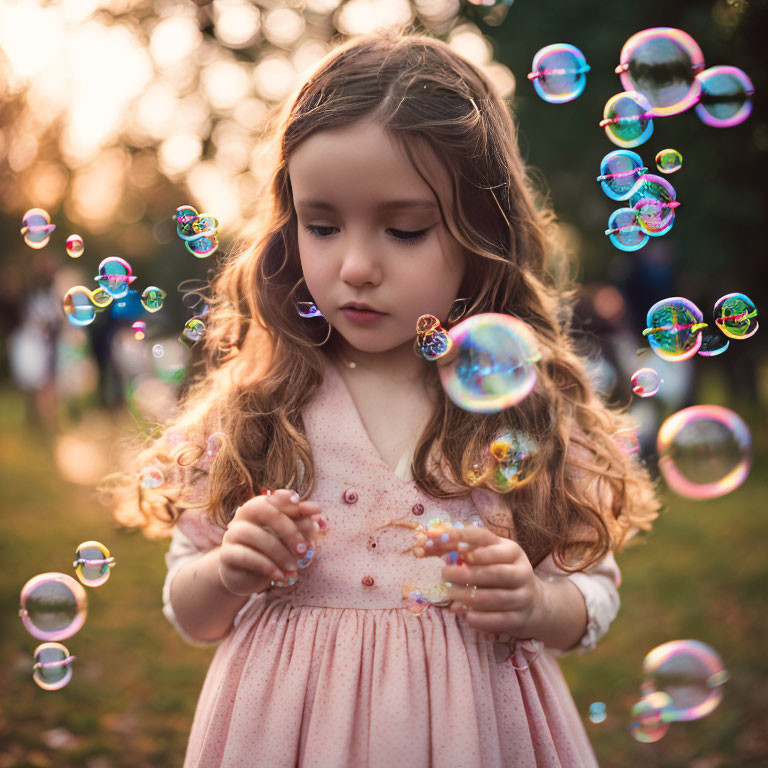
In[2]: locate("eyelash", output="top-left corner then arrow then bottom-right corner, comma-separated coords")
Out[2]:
304,225 -> 429,246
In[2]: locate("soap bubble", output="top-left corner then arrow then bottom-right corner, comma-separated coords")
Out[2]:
613,427 -> 640,455
152,344 -> 165,359
141,286 -> 166,313
63,286 -> 97,327
695,66 -> 754,128
401,585 -> 431,616
641,640 -> 728,722
32,642 -> 75,691
588,702 -> 607,724
65,234 -> 84,258
527,43 -> 590,103
90,287 -> 114,309
596,150 -> 647,201
604,208 -> 648,252
616,28 -> 705,116
631,367 -> 662,397
19,573 -> 88,641
132,320 -> 147,340
600,91 -> 654,148
655,149 -> 683,174
94,257 -> 136,299
698,328 -> 730,357
713,293 -> 758,340
643,297 -> 706,361
629,174 -> 679,236
630,692 -> 674,743
439,313 -> 540,413
73,541 -> 115,587
20,208 -> 56,249
139,467 -> 164,489
181,317 -> 206,344
175,205 -> 219,257
657,405 -> 751,499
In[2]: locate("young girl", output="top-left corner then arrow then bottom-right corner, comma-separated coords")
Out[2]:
111,30 -> 658,768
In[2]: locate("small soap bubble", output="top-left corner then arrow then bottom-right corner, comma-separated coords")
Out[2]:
655,149 -> 683,174
73,541 -> 115,587
174,205 -> 220,257
631,367 -> 662,397
90,287 -> 113,309
32,642 -> 75,691
94,257 -> 136,299
641,640 -> 728,722
65,234 -> 84,258
141,286 -> 166,313
63,286 -> 97,327
713,293 -> 758,340
616,28 -> 705,116
152,344 -> 165,359
697,328 -> 730,357
401,585 -> 431,616
657,405 -> 751,499
485,430 -> 538,492
630,692 -> 674,743
527,43 -> 590,103
139,467 -> 164,489
596,150 -> 647,201
297,548 -> 315,568
132,320 -> 147,341
628,174 -> 679,236
19,573 -> 88,641
181,317 -> 206,344
695,65 -> 754,128
600,91 -> 654,148
604,208 -> 648,252
588,702 -> 607,724
21,208 -> 55,249
643,297 -> 706,361
439,313 -> 540,413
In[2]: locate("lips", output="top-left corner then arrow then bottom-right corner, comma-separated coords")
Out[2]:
341,302 -> 383,313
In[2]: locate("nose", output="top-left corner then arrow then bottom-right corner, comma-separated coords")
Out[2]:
338,235 -> 382,287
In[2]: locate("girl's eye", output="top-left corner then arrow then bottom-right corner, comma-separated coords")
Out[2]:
304,225 -> 429,246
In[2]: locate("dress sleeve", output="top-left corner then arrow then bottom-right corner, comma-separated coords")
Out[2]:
534,551 -> 622,656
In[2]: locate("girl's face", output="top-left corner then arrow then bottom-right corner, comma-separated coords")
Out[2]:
288,119 -> 466,356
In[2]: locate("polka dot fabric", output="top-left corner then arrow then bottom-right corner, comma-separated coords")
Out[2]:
178,359 -> 601,767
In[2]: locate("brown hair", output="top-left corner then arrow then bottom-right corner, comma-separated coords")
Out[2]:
105,29 -> 658,571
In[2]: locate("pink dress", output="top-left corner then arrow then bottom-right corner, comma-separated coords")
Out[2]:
163,359 -> 622,767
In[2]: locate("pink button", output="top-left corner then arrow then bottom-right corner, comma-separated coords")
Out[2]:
343,488 -> 359,504
361,575 -> 374,587
412,503 -> 424,516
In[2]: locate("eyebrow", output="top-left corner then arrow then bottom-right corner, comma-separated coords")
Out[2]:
295,198 -> 439,212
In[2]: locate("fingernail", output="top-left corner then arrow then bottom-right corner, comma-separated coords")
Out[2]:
457,541 -> 471,552
290,492 -> 300,504
296,541 -> 308,555
273,570 -> 286,581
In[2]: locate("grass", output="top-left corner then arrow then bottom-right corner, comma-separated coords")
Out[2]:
0,388 -> 766,767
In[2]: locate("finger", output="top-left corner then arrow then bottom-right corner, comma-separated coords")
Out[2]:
441,562 -> 521,589
415,524 -> 501,557
220,542 -> 287,585
461,610 -> 517,634
446,585 -> 519,613
446,541 -> 524,567
227,518 -> 300,575
239,496 -> 310,556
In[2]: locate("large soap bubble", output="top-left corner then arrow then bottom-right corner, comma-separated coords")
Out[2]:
657,405 -> 751,499
63,286 -> 98,327
643,297 -> 706,361
94,257 -> 136,299
629,174 -> 679,236
713,293 -> 758,340
527,43 -> 590,103
596,149 -> 647,201
32,642 -> 75,691
695,66 -> 754,128
19,573 -> 88,641
21,208 -> 56,249
616,28 -> 705,116
641,640 -> 728,722
605,208 -> 648,252
600,91 -> 654,148
439,313 -> 541,413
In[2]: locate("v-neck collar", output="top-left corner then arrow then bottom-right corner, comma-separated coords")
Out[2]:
323,356 -> 418,486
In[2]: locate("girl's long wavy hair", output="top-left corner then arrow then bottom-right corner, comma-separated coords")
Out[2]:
106,29 -> 658,571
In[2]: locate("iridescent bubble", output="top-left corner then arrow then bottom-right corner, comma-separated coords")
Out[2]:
73,541 -> 115,587
19,573 -> 88,641
63,286 -> 97,327
486,430 -> 538,492
90,287 -> 113,309
655,148 -> 683,174
713,293 -> 758,340
588,702 -> 607,724
643,297 -> 706,362
401,585 -> 431,616
439,313 -> 541,413
630,692 -> 674,743
616,28 -> 705,116
182,317 -> 206,344
32,642 -> 75,691
641,640 -> 728,722
600,91 -> 654,148
613,427 -> 640,455
698,328 -> 730,357
139,467 -> 164,489
132,320 -> 147,341
186,234 -> 219,258
629,174 -> 679,236
141,286 -> 166,313
20,208 -> 56,249
604,208 -> 648,252
94,257 -> 136,299
527,43 -> 590,103
695,66 -> 754,128
175,205 -> 220,258
152,344 -> 165,359
596,150 -> 647,201
175,205 -> 200,239
65,234 -> 84,258
657,405 -> 751,499
631,367 -> 662,397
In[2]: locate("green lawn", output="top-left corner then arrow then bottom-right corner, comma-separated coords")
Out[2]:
1,389 -> 766,767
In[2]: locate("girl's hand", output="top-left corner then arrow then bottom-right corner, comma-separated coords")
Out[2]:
414,524 -> 545,638
218,489 -> 322,596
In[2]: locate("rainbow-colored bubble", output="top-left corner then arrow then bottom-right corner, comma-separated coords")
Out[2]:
695,65 -> 754,128
32,642 -> 75,691
697,328 -> 730,357
66,234 -> 84,258
596,150 -> 647,201
21,208 -> 56,249
631,367 -> 661,397
141,286 -> 166,313
629,174 -> 679,236
94,257 -> 136,299
605,208 -> 648,252
655,148 -> 683,174
182,317 -> 206,344
73,541 -> 115,588
175,205 -> 219,258
713,293 -> 758,340
19,573 -> 88,642
600,91 -> 654,148
657,405 -> 751,499
439,313 -> 541,413
630,692 -> 674,743
132,320 -> 147,340
527,43 -> 590,104
643,297 -> 706,361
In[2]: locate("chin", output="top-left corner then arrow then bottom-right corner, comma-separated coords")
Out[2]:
335,328 -> 412,355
